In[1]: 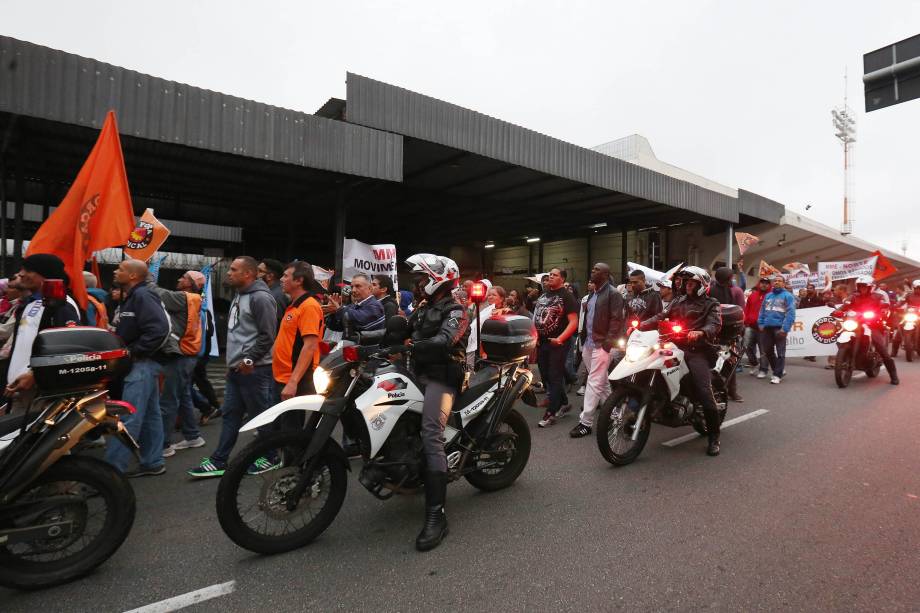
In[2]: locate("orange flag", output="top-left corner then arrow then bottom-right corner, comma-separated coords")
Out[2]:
872,250 -> 898,281
26,111 -> 135,308
758,260 -> 782,279
90,255 -> 102,289
124,209 -> 171,262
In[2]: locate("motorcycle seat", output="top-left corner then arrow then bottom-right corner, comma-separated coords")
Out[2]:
454,366 -> 501,412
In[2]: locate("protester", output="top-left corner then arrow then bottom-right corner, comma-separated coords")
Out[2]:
625,269 -> 663,321
107,285 -> 123,328
398,289 -> 414,316
82,271 -> 109,328
189,256 -> 277,478
743,277 -> 771,376
372,275 -> 399,321
154,271 -> 206,458
534,268 -> 579,428
798,284 -> 824,309
709,266 -> 745,401
657,279 -> 674,310
757,275 -> 796,384
570,264 -> 623,438
324,274 -> 385,335
505,289 -> 532,318
258,258 -> 288,322
5,254 -> 82,413
735,258 -> 747,291
102,259 -> 170,476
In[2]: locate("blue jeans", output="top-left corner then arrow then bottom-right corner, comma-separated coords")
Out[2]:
537,341 -> 569,414
759,327 -> 786,377
160,356 -> 200,447
743,326 -> 767,371
104,359 -> 165,472
211,365 -> 274,465
563,337 -> 577,384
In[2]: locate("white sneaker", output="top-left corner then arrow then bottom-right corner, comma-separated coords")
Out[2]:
748,367 -> 758,376
171,436 -> 206,450
756,371 -> 767,379
576,386 -> 586,396
770,376 -> 781,384
162,446 -> 176,458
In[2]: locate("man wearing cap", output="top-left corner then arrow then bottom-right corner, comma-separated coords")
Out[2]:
4,254 -> 82,412
153,270 -> 208,458
743,276 -> 771,377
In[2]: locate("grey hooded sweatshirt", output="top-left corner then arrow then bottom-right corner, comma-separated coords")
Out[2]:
226,279 -> 278,368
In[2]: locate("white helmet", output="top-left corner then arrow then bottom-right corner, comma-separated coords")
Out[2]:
855,275 -> 874,287
676,265 -> 711,297
405,253 -> 460,296
912,279 -> 920,289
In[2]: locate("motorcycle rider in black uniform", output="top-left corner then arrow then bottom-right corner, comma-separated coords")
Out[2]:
639,266 -> 724,456
841,275 -> 898,385
901,280 -> 920,309
404,253 -> 470,551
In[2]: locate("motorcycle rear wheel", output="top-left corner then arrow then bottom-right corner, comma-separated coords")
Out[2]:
216,430 -> 347,555
464,409 -> 531,491
596,388 -> 651,466
0,455 -> 136,590
834,345 -> 853,388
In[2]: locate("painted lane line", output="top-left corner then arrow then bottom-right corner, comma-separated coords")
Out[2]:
662,409 -> 770,447
124,580 -> 237,613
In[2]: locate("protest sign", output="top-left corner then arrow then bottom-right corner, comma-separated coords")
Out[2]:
125,209 -> 170,262
342,238 -> 397,288
758,260 -> 783,279
817,256 -> 878,286
784,272 -> 820,292
783,306 -> 840,358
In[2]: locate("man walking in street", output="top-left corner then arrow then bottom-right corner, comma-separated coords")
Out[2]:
273,262 -> 324,401
188,256 -> 277,478
258,258 -> 288,323
709,266 -> 745,401
744,276 -> 771,376
758,275 -> 796,384
570,263 -> 624,438
534,268 -> 579,428
103,259 -> 171,476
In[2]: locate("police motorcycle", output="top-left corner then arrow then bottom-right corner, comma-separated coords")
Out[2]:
891,306 -> 919,362
215,313 -> 537,555
832,308 -> 886,388
0,312 -> 137,589
595,304 -> 743,466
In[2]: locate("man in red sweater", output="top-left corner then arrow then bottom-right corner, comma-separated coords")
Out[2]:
743,277 -> 771,377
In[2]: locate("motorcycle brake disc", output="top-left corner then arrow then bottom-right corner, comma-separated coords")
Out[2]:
258,467 -> 326,520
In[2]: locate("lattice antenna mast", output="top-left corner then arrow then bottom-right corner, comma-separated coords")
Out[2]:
832,68 -> 857,235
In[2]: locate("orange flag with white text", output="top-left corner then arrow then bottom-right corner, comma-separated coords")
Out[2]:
26,111 -> 136,308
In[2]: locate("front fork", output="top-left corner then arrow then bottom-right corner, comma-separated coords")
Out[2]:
630,372 -> 657,442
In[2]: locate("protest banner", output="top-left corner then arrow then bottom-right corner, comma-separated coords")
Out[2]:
735,232 -> 760,256
312,265 -> 335,290
783,306 -> 840,358
626,262 -> 684,286
342,238 -> 398,288
784,272 -> 820,292
817,256 -> 878,286
125,208 -> 170,261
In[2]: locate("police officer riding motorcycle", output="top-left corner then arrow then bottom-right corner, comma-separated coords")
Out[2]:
893,280 -> 920,361
841,275 -> 899,384
639,266 -> 724,456
404,253 -> 470,551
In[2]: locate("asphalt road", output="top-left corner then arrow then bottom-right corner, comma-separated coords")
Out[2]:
4,357 -> 920,612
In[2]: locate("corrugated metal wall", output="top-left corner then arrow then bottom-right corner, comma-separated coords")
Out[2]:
0,36 -> 403,182
738,190 -> 785,224
346,73 -> 739,223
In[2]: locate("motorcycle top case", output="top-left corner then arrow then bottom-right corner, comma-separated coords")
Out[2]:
480,315 -> 537,362
30,327 -> 131,391
717,304 -> 744,342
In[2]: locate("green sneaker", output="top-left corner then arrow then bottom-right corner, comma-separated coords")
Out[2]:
187,457 -> 226,479
246,456 -> 280,475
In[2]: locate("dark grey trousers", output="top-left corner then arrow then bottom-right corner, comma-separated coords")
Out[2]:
419,376 -> 456,473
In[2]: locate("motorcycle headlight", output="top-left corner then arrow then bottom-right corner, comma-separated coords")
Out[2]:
624,345 -> 653,363
842,319 -> 859,332
906,313 -> 918,323
313,367 -> 332,395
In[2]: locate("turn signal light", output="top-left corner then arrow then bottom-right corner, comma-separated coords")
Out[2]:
343,346 -> 361,362
319,341 -> 332,355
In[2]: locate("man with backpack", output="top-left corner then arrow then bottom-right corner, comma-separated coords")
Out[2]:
152,270 -> 206,458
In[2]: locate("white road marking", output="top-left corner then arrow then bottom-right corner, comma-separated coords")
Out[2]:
662,409 -> 770,447
124,580 -> 236,613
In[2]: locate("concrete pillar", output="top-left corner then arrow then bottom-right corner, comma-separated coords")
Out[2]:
726,223 -> 734,269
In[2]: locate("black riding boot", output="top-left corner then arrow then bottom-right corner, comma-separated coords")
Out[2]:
885,358 -> 900,385
416,471 -> 449,551
705,411 -> 721,457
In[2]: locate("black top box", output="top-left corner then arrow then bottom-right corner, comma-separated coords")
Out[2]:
480,315 -> 537,363
31,327 -> 131,392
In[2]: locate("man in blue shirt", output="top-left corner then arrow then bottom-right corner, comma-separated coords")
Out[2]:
757,275 -> 796,384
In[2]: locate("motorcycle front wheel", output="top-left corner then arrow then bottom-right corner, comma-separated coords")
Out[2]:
834,345 -> 853,388
216,430 -> 347,555
465,408 -> 531,491
0,455 -> 136,590
596,388 -> 651,466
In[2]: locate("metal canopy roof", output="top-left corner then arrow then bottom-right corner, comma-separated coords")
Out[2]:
0,36 -> 402,183
345,73 -> 740,227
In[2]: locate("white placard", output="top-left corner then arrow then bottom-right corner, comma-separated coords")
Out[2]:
342,238 -> 397,288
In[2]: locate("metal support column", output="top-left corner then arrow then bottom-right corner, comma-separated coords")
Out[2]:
620,230 -> 628,282
0,158 -> 6,277
538,241 -> 544,273
726,223 -> 734,269
13,151 -> 24,268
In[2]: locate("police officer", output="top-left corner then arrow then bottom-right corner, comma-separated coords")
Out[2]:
640,266 -> 724,456
842,275 -> 898,385
404,253 -> 470,551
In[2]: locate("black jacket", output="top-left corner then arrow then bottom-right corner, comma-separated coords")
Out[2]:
409,295 -> 470,388
381,294 -> 399,321
579,283 -> 625,352
116,281 -> 170,360
626,286 -> 663,320
641,293 -> 722,349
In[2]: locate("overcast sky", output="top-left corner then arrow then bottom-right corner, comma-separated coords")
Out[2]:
4,1 -> 920,256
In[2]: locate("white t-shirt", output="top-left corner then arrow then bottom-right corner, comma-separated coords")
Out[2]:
466,303 -> 495,354
8,296 -> 79,384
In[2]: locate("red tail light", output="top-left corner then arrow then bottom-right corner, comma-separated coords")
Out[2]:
343,346 -> 360,362
863,311 -> 876,320
319,341 -> 332,355
106,400 -> 136,416
671,324 -> 683,333
42,279 -> 66,303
